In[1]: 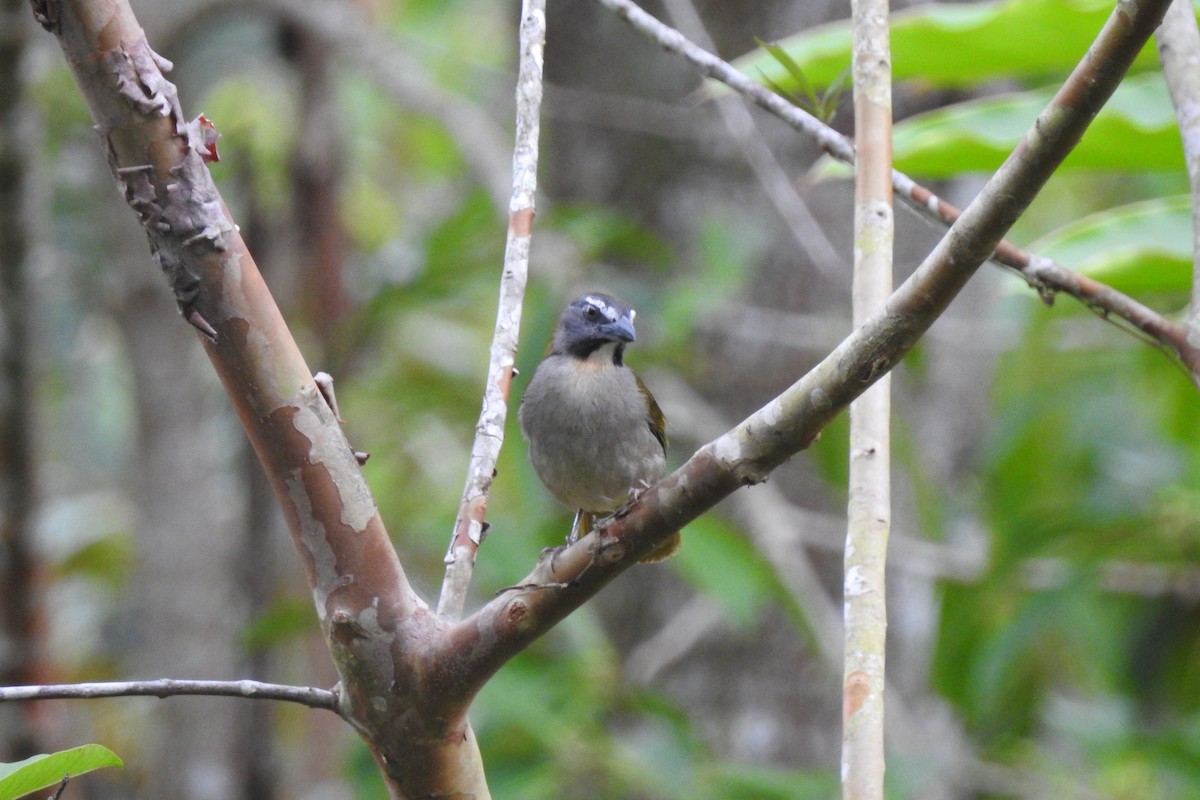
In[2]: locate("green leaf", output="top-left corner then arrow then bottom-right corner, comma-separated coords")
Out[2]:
0,745 -> 122,800
885,73 -> 1182,178
754,37 -> 816,101
730,0 -> 1162,94
1029,196 -> 1194,298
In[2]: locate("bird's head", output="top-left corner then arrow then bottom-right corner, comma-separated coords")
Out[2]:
550,293 -> 637,366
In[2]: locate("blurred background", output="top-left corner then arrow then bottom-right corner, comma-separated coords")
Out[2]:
1,0 -> 1198,797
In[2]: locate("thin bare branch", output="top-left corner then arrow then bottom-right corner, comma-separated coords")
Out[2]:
0,679 -> 341,711
593,0 -> 1200,381
1157,0 -> 1200,345
437,0 -> 544,620
844,0 -> 893,796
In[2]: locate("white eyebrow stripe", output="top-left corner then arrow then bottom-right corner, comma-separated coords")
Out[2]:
583,295 -> 620,321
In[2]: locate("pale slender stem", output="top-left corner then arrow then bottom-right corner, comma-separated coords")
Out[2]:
1156,0 -> 1200,346
437,0 -> 544,620
844,1 -> 893,798
0,679 -> 341,711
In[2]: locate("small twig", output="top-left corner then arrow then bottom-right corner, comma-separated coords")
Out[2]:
436,0 -> 545,620
50,774 -> 69,800
0,679 -> 341,712
593,0 -> 1200,382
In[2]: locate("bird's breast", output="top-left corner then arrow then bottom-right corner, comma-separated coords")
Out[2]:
520,357 -> 665,513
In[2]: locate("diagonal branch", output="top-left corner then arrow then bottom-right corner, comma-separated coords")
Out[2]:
437,0 -> 544,621
37,0 -> 483,795
594,0 -> 1200,382
0,679 -> 340,711
441,0 -> 1174,691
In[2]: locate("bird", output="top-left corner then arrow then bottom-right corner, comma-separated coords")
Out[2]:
519,292 -> 681,563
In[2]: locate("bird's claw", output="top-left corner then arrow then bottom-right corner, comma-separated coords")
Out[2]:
612,481 -> 653,520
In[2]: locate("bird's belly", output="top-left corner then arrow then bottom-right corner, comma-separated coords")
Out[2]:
531,440 -> 663,512
525,377 -> 665,512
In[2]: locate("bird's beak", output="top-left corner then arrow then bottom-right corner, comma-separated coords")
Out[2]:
604,313 -> 636,343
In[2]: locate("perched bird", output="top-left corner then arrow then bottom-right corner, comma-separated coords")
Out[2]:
519,292 -> 681,563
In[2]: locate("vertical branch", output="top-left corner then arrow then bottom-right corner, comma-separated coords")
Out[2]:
844,0 -> 893,798
437,0 -> 545,619
1156,0 -> 1200,343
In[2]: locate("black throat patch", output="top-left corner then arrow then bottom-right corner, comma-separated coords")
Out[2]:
568,339 -> 626,366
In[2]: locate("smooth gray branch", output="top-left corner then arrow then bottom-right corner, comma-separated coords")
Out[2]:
0,679 -> 341,711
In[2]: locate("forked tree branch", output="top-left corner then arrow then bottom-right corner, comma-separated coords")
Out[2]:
30,0 -> 480,796
595,0 -> 1200,382
20,0 -> 1172,797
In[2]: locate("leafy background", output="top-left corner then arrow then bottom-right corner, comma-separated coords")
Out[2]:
2,0 -> 1198,797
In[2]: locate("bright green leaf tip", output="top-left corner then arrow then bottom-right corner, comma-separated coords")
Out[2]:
0,744 -> 123,800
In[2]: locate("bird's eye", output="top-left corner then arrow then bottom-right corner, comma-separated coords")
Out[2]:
584,306 -> 599,319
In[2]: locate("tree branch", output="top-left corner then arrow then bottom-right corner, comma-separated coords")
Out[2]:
660,0 -> 845,281
442,0 -> 1174,693
1157,0 -> 1200,346
32,0 -> 1177,794
594,0 -> 1200,382
437,0 -> 544,620
36,0 -> 485,795
0,679 -> 340,711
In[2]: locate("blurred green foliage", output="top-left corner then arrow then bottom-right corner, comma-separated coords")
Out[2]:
23,0 -> 1200,796
741,0 -> 1200,795
755,0 -> 1197,312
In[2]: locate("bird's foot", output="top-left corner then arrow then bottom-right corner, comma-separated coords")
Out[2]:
612,480 -> 654,520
